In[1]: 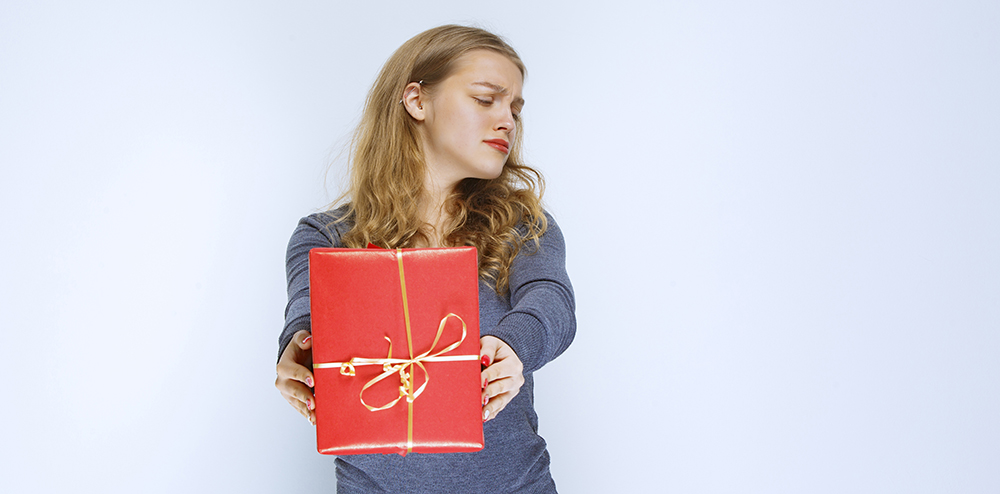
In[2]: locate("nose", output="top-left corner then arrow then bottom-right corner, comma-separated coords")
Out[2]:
494,107 -> 515,134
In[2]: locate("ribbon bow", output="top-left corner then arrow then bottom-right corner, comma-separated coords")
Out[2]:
317,312 -> 472,411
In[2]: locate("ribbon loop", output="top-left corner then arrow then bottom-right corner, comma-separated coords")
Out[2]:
340,362 -> 356,376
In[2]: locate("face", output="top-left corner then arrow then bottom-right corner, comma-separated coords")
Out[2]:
412,50 -> 524,190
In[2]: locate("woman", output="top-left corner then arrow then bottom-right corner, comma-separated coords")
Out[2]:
275,25 -> 576,493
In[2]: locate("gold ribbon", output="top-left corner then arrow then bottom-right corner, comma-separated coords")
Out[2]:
313,248 -> 478,454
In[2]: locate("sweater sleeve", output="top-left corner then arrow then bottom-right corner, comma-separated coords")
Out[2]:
277,212 -> 344,361
482,213 -> 577,374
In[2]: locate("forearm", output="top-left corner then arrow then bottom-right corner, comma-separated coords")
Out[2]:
487,279 -> 576,373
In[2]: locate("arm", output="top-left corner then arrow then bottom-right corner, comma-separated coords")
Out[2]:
479,212 -> 576,421
277,212 -> 345,360
275,212 -> 346,424
483,212 -> 577,374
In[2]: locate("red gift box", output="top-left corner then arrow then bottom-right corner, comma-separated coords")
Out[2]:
309,246 -> 484,456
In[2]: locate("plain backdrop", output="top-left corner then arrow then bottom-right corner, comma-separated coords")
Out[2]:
2,1 -> 998,493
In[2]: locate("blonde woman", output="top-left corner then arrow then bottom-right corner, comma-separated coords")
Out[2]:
275,25 -> 576,493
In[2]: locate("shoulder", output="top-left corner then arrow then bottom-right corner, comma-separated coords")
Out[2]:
505,210 -> 567,283
290,204 -> 353,249
540,210 -> 563,239
517,209 -> 565,252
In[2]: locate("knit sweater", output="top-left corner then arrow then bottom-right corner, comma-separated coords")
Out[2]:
278,206 -> 577,493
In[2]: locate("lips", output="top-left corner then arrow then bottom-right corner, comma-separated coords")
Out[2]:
484,139 -> 510,154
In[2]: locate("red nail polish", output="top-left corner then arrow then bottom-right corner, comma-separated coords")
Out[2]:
303,335 -> 312,344
482,377 -> 487,389
481,355 -> 490,367
306,376 -> 314,387
482,395 -> 488,406
307,400 -> 314,410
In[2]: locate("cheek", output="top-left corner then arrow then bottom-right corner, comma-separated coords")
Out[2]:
430,101 -> 493,156
449,113 -> 486,149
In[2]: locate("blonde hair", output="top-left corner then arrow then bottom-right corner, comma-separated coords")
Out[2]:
333,25 -> 546,295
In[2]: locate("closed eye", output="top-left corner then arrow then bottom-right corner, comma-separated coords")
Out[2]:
475,97 -> 521,121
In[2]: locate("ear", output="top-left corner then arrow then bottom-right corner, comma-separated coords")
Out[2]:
401,82 -> 426,121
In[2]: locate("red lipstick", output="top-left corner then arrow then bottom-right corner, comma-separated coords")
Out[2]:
484,139 -> 509,154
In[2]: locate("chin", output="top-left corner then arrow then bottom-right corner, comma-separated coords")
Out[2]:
465,163 -> 505,181
480,166 -> 505,180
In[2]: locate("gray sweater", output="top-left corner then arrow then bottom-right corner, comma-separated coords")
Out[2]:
279,206 -> 577,493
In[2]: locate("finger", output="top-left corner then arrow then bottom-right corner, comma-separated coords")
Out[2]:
296,330 -> 313,350
482,354 -> 523,386
480,337 -> 504,385
481,364 -> 501,385
298,365 -> 315,389
278,336 -> 315,388
483,390 -> 519,422
484,375 -> 523,399
296,399 -> 317,426
282,386 -> 316,424
480,336 -> 521,378
283,390 -> 311,418
278,377 -> 315,407
277,359 -> 315,388
479,336 -> 500,368
281,382 -> 316,425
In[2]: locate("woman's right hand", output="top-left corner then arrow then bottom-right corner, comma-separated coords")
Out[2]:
275,330 -> 316,425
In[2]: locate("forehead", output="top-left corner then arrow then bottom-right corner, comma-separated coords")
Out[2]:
446,50 -> 524,96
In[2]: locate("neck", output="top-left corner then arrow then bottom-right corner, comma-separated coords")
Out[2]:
416,172 -> 457,248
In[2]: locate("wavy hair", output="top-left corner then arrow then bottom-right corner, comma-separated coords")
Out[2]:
332,25 -> 546,295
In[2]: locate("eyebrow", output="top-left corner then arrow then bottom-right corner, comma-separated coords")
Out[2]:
471,81 -> 525,107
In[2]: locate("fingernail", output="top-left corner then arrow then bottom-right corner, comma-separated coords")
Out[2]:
483,409 -> 490,422
482,395 -> 488,406
306,376 -> 314,387
307,400 -> 314,410
303,335 -> 312,344
481,355 -> 490,367
482,377 -> 488,390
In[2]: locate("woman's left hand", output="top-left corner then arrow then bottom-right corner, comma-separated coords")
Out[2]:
480,335 -> 525,422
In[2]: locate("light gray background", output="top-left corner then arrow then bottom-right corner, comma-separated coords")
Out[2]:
2,1 -> 998,493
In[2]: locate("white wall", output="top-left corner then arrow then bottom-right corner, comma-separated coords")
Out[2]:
1,1 -> 997,492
